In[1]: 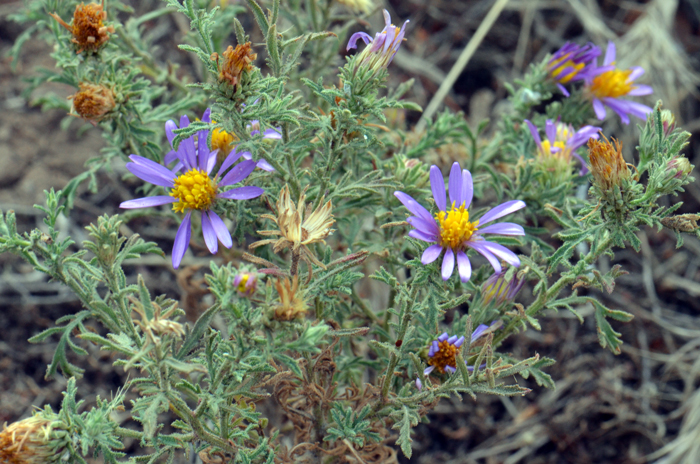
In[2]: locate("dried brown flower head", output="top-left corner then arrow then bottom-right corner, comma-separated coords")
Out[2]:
250,185 -> 335,270
0,415 -> 56,464
70,83 -> 115,122
50,1 -> 114,53
273,276 -> 308,321
587,134 -> 630,191
215,43 -> 257,87
661,214 -> 700,233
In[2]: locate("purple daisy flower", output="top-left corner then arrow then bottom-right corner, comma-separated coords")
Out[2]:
120,109 -> 264,268
346,9 -> 409,71
585,42 -> 653,124
524,119 -> 601,175
546,42 -> 601,96
423,322 -> 495,376
394,162 -> 525,282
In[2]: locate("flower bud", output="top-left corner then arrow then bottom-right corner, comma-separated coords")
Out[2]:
668,156 -> 692,180
660,109 -> 676,137
233,271 -> 258,296
481,269 -> 524,306
337,0 -> 373,14
70,83 -> 115,122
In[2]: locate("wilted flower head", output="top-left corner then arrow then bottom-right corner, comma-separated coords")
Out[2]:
525,119 -> 600,175
216,42 -> 257,87
120,108 -> 264,268
70,82 -> 115,122
131,296 -> 185,345
587,135 -> 631,192
0,413 -> 61,464
547,42 -> 601,96
274,276 -> 308,320
394,162 -> 525,282
585,42 -> 653,124
346,10 -> 409,72
234,270 -> 258,296
251,185 -> 335,269
423,323 -> 495,376
50,1 -> 114,53
482,269 -> 524,306
337,0 -> 373,14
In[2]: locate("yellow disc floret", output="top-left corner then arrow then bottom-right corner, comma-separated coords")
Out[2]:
540,139 -> 569,161
428,340 -> 459,374
435,201 -> 479,250
589,67 -> 633,99
170,169 -> 216,213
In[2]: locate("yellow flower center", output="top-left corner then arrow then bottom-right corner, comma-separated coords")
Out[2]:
540,139 -> 570,160
548,57 -> 585,83
428,340 -> 459,374
435,201 -> 479,250
589,67 -> 633,99
211,124 -> 237,157
170,169 -> 216,213
236,274 -> 250,293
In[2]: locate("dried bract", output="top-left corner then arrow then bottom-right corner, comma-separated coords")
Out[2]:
70,83 -> 115,122
50,1 -> 114,53
273,276 -> 308,320
216,43 -> 257,87
587,135 -> 630,192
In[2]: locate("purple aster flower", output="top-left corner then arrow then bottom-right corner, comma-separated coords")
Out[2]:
481,269 -> 524,306
546,42 -> 601,96
346,9 -> 409,71
423,322 -> 496,376
524,118 -> 601,175
585,42 -> 653,124
394,162 -> 525,282
120,109 -> 264,268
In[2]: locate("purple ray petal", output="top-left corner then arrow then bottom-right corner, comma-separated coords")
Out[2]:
347,32 -> 373,51
382,9 -> 391,27
172,211 -> 192,269
219,148 -> 245,176
462,170 -> 473,210
218,186 -> 264,200
454,336 -> 465,348
456,250 -> 472,282
164,150 -> 178,165
201,210 -> 218,255
445,366 -> 456,373
567,126 -> 601,150
557,83 -> 570,97
545,119 -> 556,145
447,335 -> 458,344
478,222 -> 525,236
430,165 -> 446,211
628,66 -> 645,81
424,366 -> 435,376
165,120 -> 177,146
207,211 -> 232,249
475,240 -> 521,268
572,153 -> 589,175
126,162 -> 175,188
422,244 -> 443,264
394,191 -> 436,228
407,216 -> 439,238
592,98 -> 607,120
466,241 -> 502,273
627,85 -> 653,96
603,41 -> 615,66
478,200 -> 526,226
448,162 -> 463,206
206,149 -> 219,175
219,159 -> 257,186
524,120 -> 542,149
119,196 -> 176,209
256,159 -> 276,172
438,332 -> 449,342
262,128 -> 283,140
409,228 -> 437,242
441,247 -> 455,281
471,323 -> 490,342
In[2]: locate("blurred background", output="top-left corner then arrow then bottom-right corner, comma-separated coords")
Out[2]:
1,0 -> 700,462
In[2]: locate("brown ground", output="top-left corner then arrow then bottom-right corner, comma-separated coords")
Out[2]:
2,0 -> 700,463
